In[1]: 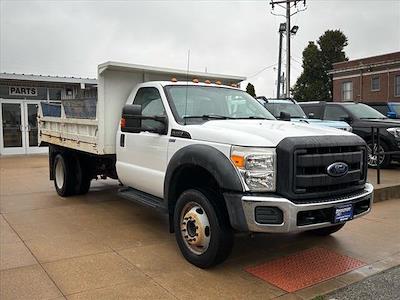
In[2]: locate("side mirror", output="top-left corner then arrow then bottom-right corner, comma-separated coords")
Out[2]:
279,111 -> 291,121
308,112 -> 315,119
343,116 -> 353,124
121,104 -> 142,133
121,104 -> 168,135
387,112 -> 397,119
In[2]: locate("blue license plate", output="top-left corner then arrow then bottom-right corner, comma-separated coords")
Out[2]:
334,204 -> 353,223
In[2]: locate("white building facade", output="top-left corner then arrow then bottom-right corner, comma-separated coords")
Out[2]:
0,73 -> 97,155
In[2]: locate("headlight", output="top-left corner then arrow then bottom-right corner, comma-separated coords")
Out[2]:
387,127 -> 400,138
230,146 -> 276,192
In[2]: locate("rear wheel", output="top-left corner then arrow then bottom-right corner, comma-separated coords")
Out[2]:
174,189 -> 233,268
75,158 -> 91,195
53,154 -> 76,197
309,223 -> 345,236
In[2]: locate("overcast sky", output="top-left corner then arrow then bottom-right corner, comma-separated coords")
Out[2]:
1,0 -> 399,96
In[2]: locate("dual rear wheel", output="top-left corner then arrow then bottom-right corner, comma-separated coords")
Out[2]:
53,153 -> 91,197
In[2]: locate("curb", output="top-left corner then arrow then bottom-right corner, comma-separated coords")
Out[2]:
373,185 -> 400,203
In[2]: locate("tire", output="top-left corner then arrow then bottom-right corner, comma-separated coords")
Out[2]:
53,154 -> 76,197
173,189 -> 234,268
308,223 -> 345,236
75,158 -> 91,195
367,140 -> 391,168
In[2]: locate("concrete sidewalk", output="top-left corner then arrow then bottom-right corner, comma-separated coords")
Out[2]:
1,155 -> 399,300
327,266 -> 400,300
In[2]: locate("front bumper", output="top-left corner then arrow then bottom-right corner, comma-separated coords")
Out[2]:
224,183 -> 373,233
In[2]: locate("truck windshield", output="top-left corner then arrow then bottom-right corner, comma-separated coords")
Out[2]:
164,85 -> 275,124
264,102 -> 306,119
345,103 -> 387,119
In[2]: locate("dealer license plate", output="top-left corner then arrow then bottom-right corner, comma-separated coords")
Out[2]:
334,204 -> 353,223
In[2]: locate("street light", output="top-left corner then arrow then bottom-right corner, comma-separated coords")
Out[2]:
290,25 -> 299,35
279,23 -> 287,33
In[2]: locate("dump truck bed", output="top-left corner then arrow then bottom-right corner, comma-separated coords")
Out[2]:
38,61 -> 245,155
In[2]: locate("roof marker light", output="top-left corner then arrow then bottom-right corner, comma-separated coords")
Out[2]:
215,80 -> 222,85
231,83 -> 238,88
205,80 -> 211,84
192,78 -> 199,83
171,77 -> 178,82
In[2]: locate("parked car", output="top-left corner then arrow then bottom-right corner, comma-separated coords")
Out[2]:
38,62 -> 373,268
300,101 -> 400,168
366,102 -> 400,119
256,97 -> 352,131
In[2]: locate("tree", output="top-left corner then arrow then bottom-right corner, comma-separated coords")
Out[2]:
318,30 -> 348,97
293,30 -> 348,101
246,83 -> 256,97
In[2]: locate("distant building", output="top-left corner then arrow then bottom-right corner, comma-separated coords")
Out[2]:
330,52 -> 400,103
0,73 -> 97,155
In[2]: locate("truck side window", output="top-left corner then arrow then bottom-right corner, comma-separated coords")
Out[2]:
324,106 -> 349,121
133,87 -> 166,130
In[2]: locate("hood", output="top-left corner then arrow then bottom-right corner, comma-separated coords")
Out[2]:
291,118 -> 350,129
185,119 -> 354,147
357,118 -> 400,127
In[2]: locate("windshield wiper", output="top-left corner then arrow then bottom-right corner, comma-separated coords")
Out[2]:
360,117 -> 387,120
234,116 -> 269,120
182,114 -> 233,120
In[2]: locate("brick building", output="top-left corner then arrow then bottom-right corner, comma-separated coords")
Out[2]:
330,52 -> 400,103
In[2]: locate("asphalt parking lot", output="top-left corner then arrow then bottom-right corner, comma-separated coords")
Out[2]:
1,155 -> 400,300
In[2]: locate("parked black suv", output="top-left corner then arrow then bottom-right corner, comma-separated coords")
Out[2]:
300,102 -> 400,168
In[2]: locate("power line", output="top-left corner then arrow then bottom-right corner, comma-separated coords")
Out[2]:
247,63 -> 278,78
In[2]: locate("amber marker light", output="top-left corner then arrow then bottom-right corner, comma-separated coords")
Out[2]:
205,80 -> 211,84
231,155 -> 245,168
171,77 -> 178,82
192,78 -> 199,83
120,118 -> 126,129
215,80 -> 222,85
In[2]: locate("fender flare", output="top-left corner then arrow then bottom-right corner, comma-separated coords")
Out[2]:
164,144 -> 243,202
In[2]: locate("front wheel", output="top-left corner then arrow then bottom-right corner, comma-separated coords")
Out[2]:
367,141 -> 390,168
174,189 -> 233,268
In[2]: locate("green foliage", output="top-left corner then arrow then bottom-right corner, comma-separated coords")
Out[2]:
293,30 -> 348,102
246,83 -> 256,97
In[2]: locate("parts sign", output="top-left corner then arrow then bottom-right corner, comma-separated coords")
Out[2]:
9,86 -> 38,96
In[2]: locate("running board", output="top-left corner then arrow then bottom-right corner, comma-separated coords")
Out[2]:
118,187 -> 167,213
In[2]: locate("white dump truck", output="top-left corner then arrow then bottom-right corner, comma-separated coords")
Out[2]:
39,62 -> 373,268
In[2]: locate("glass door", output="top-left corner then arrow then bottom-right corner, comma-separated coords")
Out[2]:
24,102 -> 47,154
0,100 -> 26,155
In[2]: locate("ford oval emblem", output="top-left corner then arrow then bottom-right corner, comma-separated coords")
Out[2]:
327,162 -> 349,177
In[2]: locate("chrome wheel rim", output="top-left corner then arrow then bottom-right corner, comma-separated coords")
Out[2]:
367,144 -> 385,167
55,159 -> 65,189
180,202 -> 211,255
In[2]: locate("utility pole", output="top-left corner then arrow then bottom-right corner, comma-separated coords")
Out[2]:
270,0 -> 306,98
285,1 -> 291,98
276,24 -> 285,99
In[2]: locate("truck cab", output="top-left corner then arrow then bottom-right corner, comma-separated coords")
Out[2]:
39,62 -> 374,268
